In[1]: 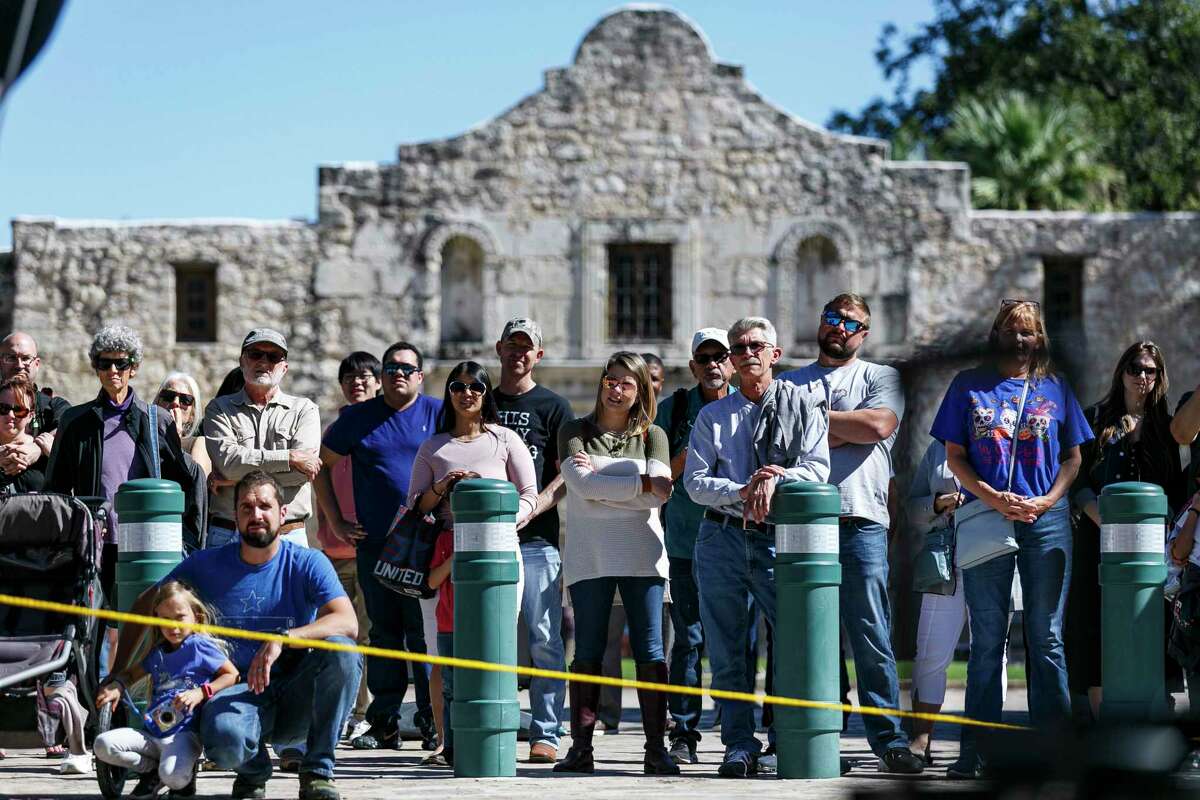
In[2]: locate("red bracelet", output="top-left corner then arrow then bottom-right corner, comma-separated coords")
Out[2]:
201,683 -> 214,701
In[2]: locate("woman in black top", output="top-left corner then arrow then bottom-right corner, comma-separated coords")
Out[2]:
0,374 -> 48,493
1067,341 -> 1184,717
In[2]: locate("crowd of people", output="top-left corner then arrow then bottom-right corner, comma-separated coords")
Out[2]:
1,291 -> 1199,798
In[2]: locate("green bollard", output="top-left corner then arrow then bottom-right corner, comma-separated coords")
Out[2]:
450,478 -> 521,777
113,478 -> 185,621
772,482 -> 842,779
1098,481 -> 1169,721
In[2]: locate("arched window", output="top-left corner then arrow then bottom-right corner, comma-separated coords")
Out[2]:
439,236 -> 484,344
794,235 -> 841,343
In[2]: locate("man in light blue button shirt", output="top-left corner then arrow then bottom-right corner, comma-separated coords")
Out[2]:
684,316 -> 829,778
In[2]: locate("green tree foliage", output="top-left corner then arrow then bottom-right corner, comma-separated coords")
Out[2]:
828,0 -> 1200,211
942,92 -> 1121,210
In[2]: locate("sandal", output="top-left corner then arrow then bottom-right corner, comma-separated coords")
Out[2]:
45,744 -> 67,758
421,751 -> 450,767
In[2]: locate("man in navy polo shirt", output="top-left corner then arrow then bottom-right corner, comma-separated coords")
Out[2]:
314,341 -> 441,750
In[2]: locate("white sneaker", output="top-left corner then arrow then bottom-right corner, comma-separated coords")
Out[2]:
57,754 -> 93,774
758,753 -> 777,773
348,718 -> 372,741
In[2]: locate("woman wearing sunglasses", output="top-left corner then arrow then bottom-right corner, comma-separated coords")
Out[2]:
930,300 -> 1092,778
1066,341 -> 1184,718
155,372 -> 212,478
0,374 -> 48,493
554,351 -> 677,776
407,361 -> 538,766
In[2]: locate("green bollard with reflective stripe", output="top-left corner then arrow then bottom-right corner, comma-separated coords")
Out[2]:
1098,481 -> 1169,721
772,481 -> 842,779
450,478 -> 520,777
113,478 -> 185,621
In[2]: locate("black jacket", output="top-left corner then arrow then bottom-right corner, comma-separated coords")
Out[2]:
45,389 -> 206,550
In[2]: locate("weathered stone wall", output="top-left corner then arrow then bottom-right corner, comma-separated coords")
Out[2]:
9,219 -> 322,411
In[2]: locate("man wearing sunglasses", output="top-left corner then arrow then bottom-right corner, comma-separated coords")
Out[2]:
317,341 -> 442,751
0,331 -> 70,472
684,317 -> 829,777
203,329 -> 322,551
652,327 -> 734,765
779,293 -> 921,774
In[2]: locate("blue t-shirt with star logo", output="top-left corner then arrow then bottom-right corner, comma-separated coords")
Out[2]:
163,541 -> 346,673
140,634 -> 229,730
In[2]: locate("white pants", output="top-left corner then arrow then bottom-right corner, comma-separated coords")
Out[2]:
911,568 -> 1011,706
93,727 -> 201,790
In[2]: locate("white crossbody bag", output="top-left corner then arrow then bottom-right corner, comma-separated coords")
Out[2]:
954,376 -> 1030,570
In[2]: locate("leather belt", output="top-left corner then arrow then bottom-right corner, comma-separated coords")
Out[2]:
704,509 -> 774,535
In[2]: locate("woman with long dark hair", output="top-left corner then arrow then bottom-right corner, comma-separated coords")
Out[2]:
930,300 -> 1092,778
554,351 -> 677,776
407,361 -> 537,766
1067,342 -> 1184,716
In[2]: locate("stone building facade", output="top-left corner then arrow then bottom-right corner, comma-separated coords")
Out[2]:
6,7 -> 1200,530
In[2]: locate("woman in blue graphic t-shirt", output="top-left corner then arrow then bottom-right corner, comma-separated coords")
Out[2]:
930,299 -> 1092,779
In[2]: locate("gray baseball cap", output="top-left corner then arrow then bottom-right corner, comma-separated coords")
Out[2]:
241,328 -> 288,354
500,318 -> 543,349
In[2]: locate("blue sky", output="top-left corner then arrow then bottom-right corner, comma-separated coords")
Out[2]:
0,2 -> 934,249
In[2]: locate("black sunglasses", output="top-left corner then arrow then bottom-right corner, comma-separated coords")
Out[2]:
1001,298 -> 1041,310
1124,364 -> 1159,378
382,362 -> 420,377
0,402 -> 30,418
693,351 -> 729,366
244,348 -> 286,364
449,380 -> 487,395
821,311 -> 868,334
729,341 -> 772,357
158,389 -> 195,408
94,357 -> 133,371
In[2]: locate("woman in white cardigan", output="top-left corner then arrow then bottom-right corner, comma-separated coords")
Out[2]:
554,351 -> 677,776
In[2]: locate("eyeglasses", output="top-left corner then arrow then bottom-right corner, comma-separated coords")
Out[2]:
244,349 -> 286,365
729,341 -> 773,357
1124,365 -> 1159,379
820,311 -> 868,334
449,380 -> 487,395
693,351 -> 729,366
382,362 -> 420,377
0,354 -> 37,367
1001,298 -> 1041,310
340,371 -> 378,386
94,357 -> 133,371
0,402 -> 30,418
158,389 -> 195,408
601,375 -> 639,393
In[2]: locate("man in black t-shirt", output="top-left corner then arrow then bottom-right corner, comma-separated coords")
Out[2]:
493,318 -> 572,764
0,332 -> 70,475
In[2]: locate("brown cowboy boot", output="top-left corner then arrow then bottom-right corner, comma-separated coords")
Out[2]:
554,661 -> 602,773
636,661 -> 680,775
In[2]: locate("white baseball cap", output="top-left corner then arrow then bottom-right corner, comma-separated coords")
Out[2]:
691,327 -> 729,355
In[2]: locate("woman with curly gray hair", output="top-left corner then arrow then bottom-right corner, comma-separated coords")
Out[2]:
46,325 -> 206,567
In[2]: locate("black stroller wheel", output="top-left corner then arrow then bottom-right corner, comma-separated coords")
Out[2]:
94,703 -> 128,799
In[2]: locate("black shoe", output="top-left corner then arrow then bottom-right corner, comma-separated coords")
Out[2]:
946,761 -> 987,780
878,747 -> 925,775
552,746 -> 594,774
416,711 -> 439,751
717,750 -> 757,778
130,773 -> 163,800
351,720 -> 399,751
230,775 -> 268,800
841,757 -> 854,775
644,744 -> 681,776
669,738 -> 698,765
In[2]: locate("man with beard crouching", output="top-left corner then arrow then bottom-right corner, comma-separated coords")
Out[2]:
111,471 -> 361,800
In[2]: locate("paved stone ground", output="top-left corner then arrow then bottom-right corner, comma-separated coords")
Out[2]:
0,688 -> 1010,799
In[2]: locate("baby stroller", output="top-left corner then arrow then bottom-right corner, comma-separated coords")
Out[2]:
0,492 -> 108,776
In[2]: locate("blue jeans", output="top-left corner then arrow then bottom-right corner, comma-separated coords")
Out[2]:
569,576 -> 665,664
356,539 -> 432,728
520,540 -> 566,747
199,636 -> 361,780
840,518 -> 908,756
693,519 -> 776,755
667,556 -> 704,744
957,500 -> 1072,769
437,632 -> 455,756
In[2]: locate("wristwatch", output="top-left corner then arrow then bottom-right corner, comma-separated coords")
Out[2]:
272,627 -> 293,647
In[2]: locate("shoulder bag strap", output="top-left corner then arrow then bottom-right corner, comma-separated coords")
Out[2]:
1004,377 -> 1031,492
147,404 -> 162,480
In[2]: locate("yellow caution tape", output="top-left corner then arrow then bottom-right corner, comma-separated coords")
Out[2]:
0,592 -> 1027,732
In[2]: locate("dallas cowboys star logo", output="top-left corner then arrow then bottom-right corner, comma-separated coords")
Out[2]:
240,590 -> 266,614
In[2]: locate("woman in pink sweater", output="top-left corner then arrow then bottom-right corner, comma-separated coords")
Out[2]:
407,361 -> 538,764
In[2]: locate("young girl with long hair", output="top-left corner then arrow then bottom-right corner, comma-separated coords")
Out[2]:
94,581 -> 238,798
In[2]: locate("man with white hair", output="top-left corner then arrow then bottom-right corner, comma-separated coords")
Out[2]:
0,331 -> 70,472
203,328 -> 321,549
684,316 -> 830,778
